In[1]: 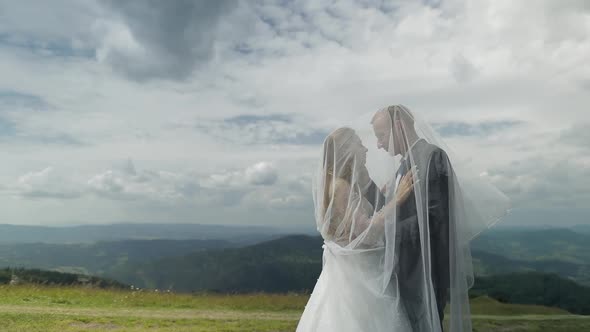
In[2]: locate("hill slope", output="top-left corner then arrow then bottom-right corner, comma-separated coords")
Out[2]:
0,239 -> 236,276
110,235 -> 324,292
472,272 -> 590,315
0,267 -> 126,288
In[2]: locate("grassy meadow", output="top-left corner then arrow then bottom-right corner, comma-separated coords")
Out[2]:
0,285 -> 588,331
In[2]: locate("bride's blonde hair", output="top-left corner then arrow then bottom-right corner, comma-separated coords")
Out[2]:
321,127 -> 363,240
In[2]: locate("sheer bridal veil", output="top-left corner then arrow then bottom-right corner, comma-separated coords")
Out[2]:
312,105 -> 510,331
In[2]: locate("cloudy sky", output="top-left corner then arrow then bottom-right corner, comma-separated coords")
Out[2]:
0,0 -> 588,227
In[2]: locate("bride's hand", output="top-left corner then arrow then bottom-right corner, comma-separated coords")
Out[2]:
396,171 -> 415,205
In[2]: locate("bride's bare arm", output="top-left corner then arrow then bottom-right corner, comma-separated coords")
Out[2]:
331,179 -> 379,243
324,179 -> 354,240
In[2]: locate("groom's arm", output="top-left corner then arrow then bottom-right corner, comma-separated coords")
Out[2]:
428,149 -> 450,323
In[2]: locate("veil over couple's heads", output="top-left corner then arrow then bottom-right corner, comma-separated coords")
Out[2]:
322,106 -> 420,193
320,104 -> 510,241
305,104 -> 510,332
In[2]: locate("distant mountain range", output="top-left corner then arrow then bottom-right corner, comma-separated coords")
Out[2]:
103,233 -> 590,315
472,250 -> 589,284
471,228 -> 590,285
473,228 -> 590,263
1,225 -> 590,286
0,222 -> 586,244
571,224 -> 590,234
101,229 -> 590,292
1,223 -> 590,313
0,239 -> 238,276
0,223 -> 306,244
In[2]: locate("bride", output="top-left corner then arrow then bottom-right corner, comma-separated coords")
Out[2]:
297,127 -> 412,331
297,106 -> 510,332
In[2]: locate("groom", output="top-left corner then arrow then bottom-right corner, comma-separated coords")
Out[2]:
370,105 -> 451,331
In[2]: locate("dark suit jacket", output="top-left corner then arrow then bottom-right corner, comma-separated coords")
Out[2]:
364,143 -> 450,331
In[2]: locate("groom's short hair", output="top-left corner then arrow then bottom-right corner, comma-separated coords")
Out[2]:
371,105 -> 415,128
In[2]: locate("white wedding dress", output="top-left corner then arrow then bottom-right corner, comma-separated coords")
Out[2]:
297,178 -> 410,331
296,241 -> 410,332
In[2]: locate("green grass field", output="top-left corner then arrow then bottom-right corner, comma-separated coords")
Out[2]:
0,285 -> 588,331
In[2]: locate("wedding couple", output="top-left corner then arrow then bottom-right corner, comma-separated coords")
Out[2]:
297,105 -> 509,332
